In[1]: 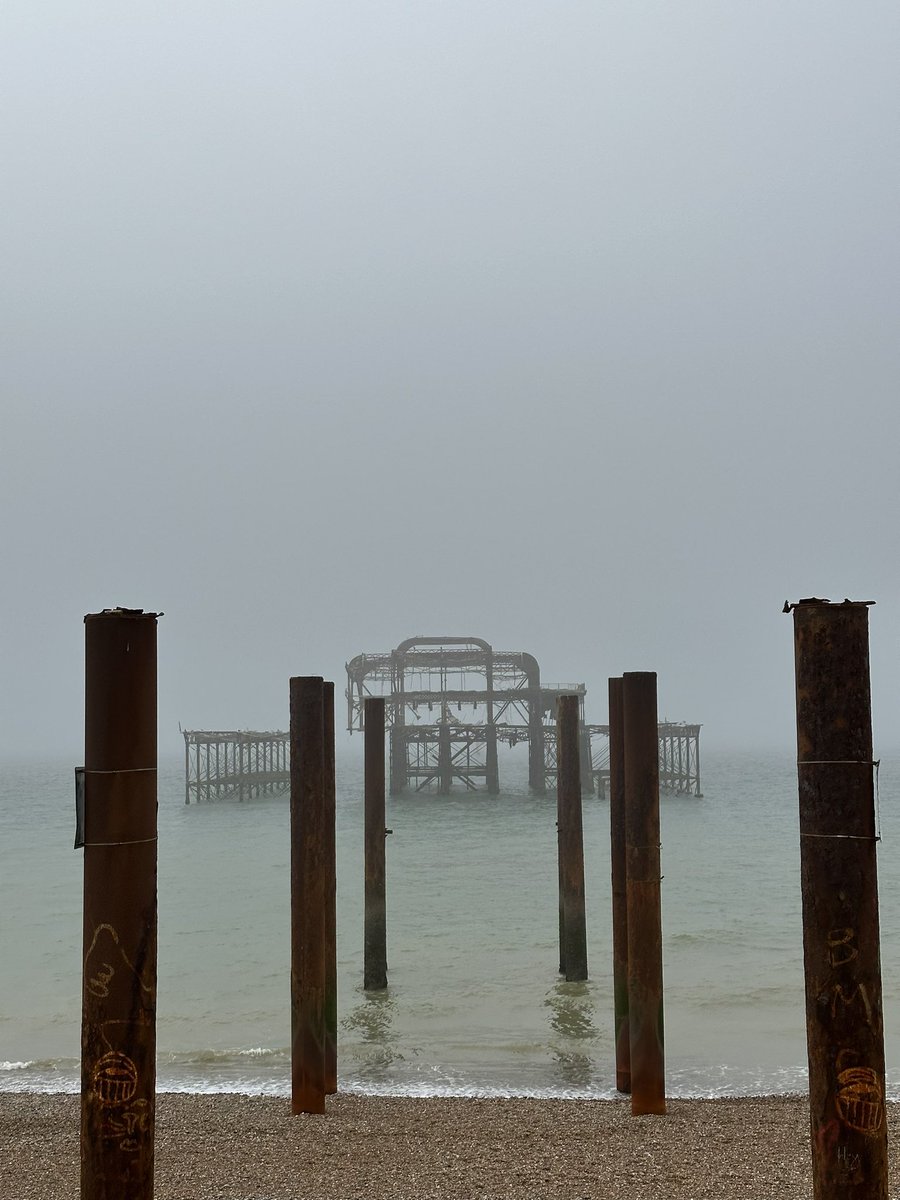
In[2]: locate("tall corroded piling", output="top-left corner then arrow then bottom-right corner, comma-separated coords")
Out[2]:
791,599 -> 887,1199
623,670 -> 665,1116
438,721 -> 453,794
486,724 -> 500,795
557,694 -> 588,982
290,676 -> 327,1115
608,675 -> 630,1094
364,697 -> 388,991
81,608 -> 159,1200
323,681 -> 338,1095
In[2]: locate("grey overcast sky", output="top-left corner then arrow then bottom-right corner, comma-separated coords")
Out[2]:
2,2 -> 899,759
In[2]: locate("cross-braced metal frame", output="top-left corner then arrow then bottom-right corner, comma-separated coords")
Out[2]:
181,645 -> 702,801
589,722 -> 703,797
182,730 -> 289,804
347,636 -> 588,795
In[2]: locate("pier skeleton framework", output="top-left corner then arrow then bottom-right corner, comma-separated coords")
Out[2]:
181,642 -> 702,801
346,636 -> 701,796
589,722 -> 702,797
346,636 -> 573,794
182,730 -> 289,804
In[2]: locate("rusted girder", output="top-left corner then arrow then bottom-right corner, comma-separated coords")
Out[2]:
290,677 -> 327,1115
364,697 -> 388,991
790,599 -> 887,1199
557,694 -> 588,982
81,608 -> 159,1199
623,670 -> 665,1116
608,676 -> 630,1094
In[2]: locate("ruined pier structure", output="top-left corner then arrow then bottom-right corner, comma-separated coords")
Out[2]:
182,637 -> 701,801
183,730 -> 289,804
346,637 -> 701,797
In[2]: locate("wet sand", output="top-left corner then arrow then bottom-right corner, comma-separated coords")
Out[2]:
1,1092 -> 894,1199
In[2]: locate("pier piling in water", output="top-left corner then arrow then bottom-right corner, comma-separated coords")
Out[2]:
290,676 -> 327,1115
623,670 -> 666,1116
557,694 -> 588,982
364,697 -> 388,991
608,676 -> 631,1094
790,599 -> 888,1200
81,608 -> 159,1200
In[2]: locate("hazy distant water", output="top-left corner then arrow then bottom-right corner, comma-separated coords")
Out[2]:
3,745 -> 900,1098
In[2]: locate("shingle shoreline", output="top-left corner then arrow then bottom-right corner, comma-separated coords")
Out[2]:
3,1092 -> 895,1199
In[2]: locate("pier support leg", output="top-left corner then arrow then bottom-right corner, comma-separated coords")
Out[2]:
81,608 -> 158,1200
609,676 -> 630,1094
791,599 -> 887,1200
389,726 -> 406,796
557,695 -> 588,982
579,724 -> 595,795
623,671 -> 665,1116
364,698 -> 388,991
290,677 -> 327,1115
486,724 -> 500,795
438,723 -> 452,795
528,704 -> 546,794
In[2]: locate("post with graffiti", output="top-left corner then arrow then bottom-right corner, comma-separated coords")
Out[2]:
80,608 -> 159,1199
790,598 -> 888,1199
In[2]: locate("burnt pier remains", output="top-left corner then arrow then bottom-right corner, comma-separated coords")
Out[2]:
345,636 -> 701,796
180,638 -> 701,801
182,729 -> 289,804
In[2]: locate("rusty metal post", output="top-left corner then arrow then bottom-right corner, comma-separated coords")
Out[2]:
579,722 -> 595,795
791,599 -> 887,1199
557,695 -> 588,982
486,723 -> 500,794
438,721 -> 452,794
323,681 -> 338,1095
290,676 -> 326,1115
81,608 -> 158,1199
364,697 -> 388,991
623,670 -> 665,1116
528,697 -> 546,794
389,726 -> 406,795
609,676 -> 630,1094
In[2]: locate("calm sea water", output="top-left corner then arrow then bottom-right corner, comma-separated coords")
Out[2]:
3,745 -> 900,1098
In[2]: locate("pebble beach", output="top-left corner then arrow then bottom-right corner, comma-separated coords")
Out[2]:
5,1092 -> 899,1199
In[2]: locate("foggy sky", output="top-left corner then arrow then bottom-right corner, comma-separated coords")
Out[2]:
3,2 -> 899,759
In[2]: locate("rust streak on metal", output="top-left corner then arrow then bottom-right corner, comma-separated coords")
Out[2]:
791,599 -> 887,1199
290,677 -> 326,1115
81,608 -> 159,1199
